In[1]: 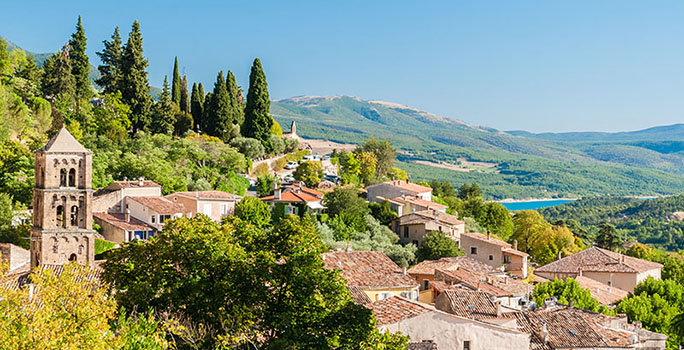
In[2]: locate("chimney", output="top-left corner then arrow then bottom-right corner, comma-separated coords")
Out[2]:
28,283 -> 35,301
541,323 -> 549,344
557,250 -> 562,260
403,266 -> 407,275
138,177 -> 144,186
125,209 -> 130,223
496,302 -> 503,317
487,230 -> 491,240
346,242 -> 353,252
274,186 -> 281,201
618,251 -> 622,264
513,240 -> 518,250
578,267 -> 583,277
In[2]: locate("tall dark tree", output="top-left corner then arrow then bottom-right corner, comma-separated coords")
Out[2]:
96,26 -> 123,94
68,15 -> 90,98
226,70 -> 244,126
206,71 -> 232,141
180,75 -> 190,113
243,58 -> 274,152
41,48 -> 76,101
150,75 -> 174,134
595,223 -> 623,251
18,53 -> 41,84
171,56 -> 181,105
120,20 -> 152,133
190,82 -> 203,131
201,91 -> 213,134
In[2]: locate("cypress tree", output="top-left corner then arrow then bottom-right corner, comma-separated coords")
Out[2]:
68,15 -> 90,98
41,47 -> 76,101
120,20 -> 152,133
172,56 -> 181,105
151,75 -> 174,134
190,82 -> 203,132
201,91 -> 213,134
198,82 -> 205,106
243,58 -> 273,152
226,70 -> 244,126
96,26 -> 123,94
206,71 -> 232,141
180,75 -> 190,113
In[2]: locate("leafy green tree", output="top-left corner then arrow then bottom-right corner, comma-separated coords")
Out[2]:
41,48 -> 76,103
256,174 -> 276,197
357,151 -> 378,185
90,92 -> 131,142
533,278 -> 614,315
0,39 -> 10,75
206,71 -> 232,141
230,137 -> 265,159
356,138 -> 396,178
595,222 -> 623,251
243,58 -> 274,152
323,186 -> 369,218
226,70 -> 244,126
512,210 -> 583,265
120,20 -> 152,133
369,200 -> 398,226
0,140 -> 34,205
415,231 -> 463,262
458,183 -> 482,200
0,193 -> 29,249
18,53 -> 41,85
429,179 -> 457,199
68,15 -> 90,99
171,56 -> 181,105
293,161 -> 323,186
96,26 -> 123,94
179,75 -> 189,113
479,202 -> 514,240
149,76 -> 174,134
190,82 -> 203,132
234,196 -> 271,227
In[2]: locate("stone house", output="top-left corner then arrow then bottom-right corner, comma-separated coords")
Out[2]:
372,296 -> 531,350
383,195 -> 447,216
92,179 -> 162,213
322,250 -> 419,302
460,232 -> 528,278
366,180 -> 432,203
260,184 -> 325,216
92,212 -> 156,243
166,191 -> 241,222
534,246 -> 662,293
433,269 -> 532,309
392,210 -> 465,247
124,196 -> 186,231
0,243 -> 30,273
573,275 -> 629,305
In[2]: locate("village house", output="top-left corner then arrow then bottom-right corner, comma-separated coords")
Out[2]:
460,232 -> 528,278
433,269 -> 532,309
0,243 -> 30,274
382,195 -> 447,216
534,246 -> 662,293
372,296 -> 531,350
392,210 -> 465,247
92,212 -> 156,243
92,178 -> 162,213
260,183 -> 325,216
124,196 -> 187,232
166,191 -> 241,222
322,250 -> 419,302
573,275 -> 629,306
408,256 -> 495,291
366,180 -> 432,203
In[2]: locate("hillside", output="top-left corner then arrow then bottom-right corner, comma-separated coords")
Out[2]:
272,96 -> 684,199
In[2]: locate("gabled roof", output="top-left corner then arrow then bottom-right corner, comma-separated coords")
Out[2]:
348,286 -> 372,307
408,256 -> 495,276
435,268 -> 533,297
368,180 -> 432,194
260,185 -> 323,203
93,212 -> 155,232
169,191 -> 241,201
574,276 -> 629,305
535,247 -> 662,274
127,196 -> 186,215
389,195 -> 447,211
371,296 -> 432,326
438,289 -> 513,319
395,210 -> 464,227
39,127 -> 89,153
461,232 -> 529,257
322,251 -> 418,289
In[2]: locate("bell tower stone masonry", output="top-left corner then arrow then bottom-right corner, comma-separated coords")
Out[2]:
30,127 -> 95,267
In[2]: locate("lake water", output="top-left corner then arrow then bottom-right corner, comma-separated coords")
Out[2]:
499,199 -> 575,211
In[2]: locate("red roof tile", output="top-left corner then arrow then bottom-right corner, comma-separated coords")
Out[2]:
128,196 -> 186,215
371,296 -> 432,326
169,191 -> 241,200
408,256 -> 495,276
260,185 -> 323,203
348,286 -> 372,307
574,276 -> 629,305
372,180 -> 432,194
322,251 -> 418,289
535,247 -> 662,274
93,212 -> 155,232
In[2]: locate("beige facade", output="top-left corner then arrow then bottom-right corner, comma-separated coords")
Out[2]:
93,212 -> 156,243
125,197 -> 184,231
366,180 -> 432,203
460,232 -> 528,278
395,221 -> 465,246
30,127 -> 95,267
92,180 -> 161,213
0,243 -> 30,273
535,269 -> 661,294
364,285 -> 420,302
166,191 -> 240,223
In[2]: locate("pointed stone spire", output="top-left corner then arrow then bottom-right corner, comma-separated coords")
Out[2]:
40,127 -> 89,153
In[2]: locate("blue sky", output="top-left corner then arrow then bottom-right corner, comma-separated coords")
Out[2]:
2,1 -> 684,132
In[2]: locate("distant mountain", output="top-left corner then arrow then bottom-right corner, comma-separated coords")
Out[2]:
272,96 -> 684,199
508,124 -> 684,142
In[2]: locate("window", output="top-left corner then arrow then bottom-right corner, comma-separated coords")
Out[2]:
439,225 -> 442,232
607,281 -> 612,287
422,280 -> 430,290
70,206 -> 79,227
160,215 -> 171,223
504,255 -> 511,264
68,168 -> 76,187
220,204 -> 228,216
413,240 -> 419,246
470,247 -> 477,255
377,292 -> 392,301
151,216 -> 156,223
203,203 -> 212,216
463,341 -> 471,350
59,168 -> 67,186
488,254 -> 494,261
404,226 -> 409,238
56,205 -> 65,228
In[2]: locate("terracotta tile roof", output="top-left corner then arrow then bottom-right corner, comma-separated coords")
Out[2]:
128,196 -> 186,215
535,247 -> 662,274
108,180 -> 162,189
429,280 -> 450,293
93,212 -> 155,232
371,296 -> 432,326
1,264 -> 103,292
461,231 -> 511,248
436,269 -> 512,297
389,196 -> 447,211
368,180 -> 432,194
396,210 -> 464,227
574,276 -> 629,305
438,288 -> 510,319
348,286 -> 372,306
260,185 -> 323,203
284,184 -> 323,197
408,256 -> 495,276
322,251 -> 418,289
169,191 -> 241,200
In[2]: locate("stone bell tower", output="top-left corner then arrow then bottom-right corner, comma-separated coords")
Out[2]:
30,127 -> 95,267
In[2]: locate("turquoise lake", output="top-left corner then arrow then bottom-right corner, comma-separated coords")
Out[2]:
499,199 -> 575,211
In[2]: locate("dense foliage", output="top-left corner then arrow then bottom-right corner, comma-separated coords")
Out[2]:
532,278 -> 614,315
415,231 -> 464,262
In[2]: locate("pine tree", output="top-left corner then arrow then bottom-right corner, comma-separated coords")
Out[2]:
172,57 -> 181,105
96,26 -> 123,94
151,75 -> 174,134
19,53 -> 41,84
205,71 -> 232,141
120,20 -> 152,133
226,70 -> 244,126
243,58 -> 274,152
180,75 -> 190,113
41,47 -> 76,101
68,15 -> 90,98
190,82 -> 203,131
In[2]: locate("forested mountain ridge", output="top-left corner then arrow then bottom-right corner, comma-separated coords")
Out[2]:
272,95 -> 684,199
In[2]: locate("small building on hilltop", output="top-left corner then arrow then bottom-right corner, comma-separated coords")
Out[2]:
322,250 -> 419,302
392,209 -> 465,247
92,178 -> 162,213
460,232 -> 528,278
383,195 -> 447,216
366,180 -> 432,203
166,191 -> 241,222
534,246 -> 662,293
260,184 -> 325,216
